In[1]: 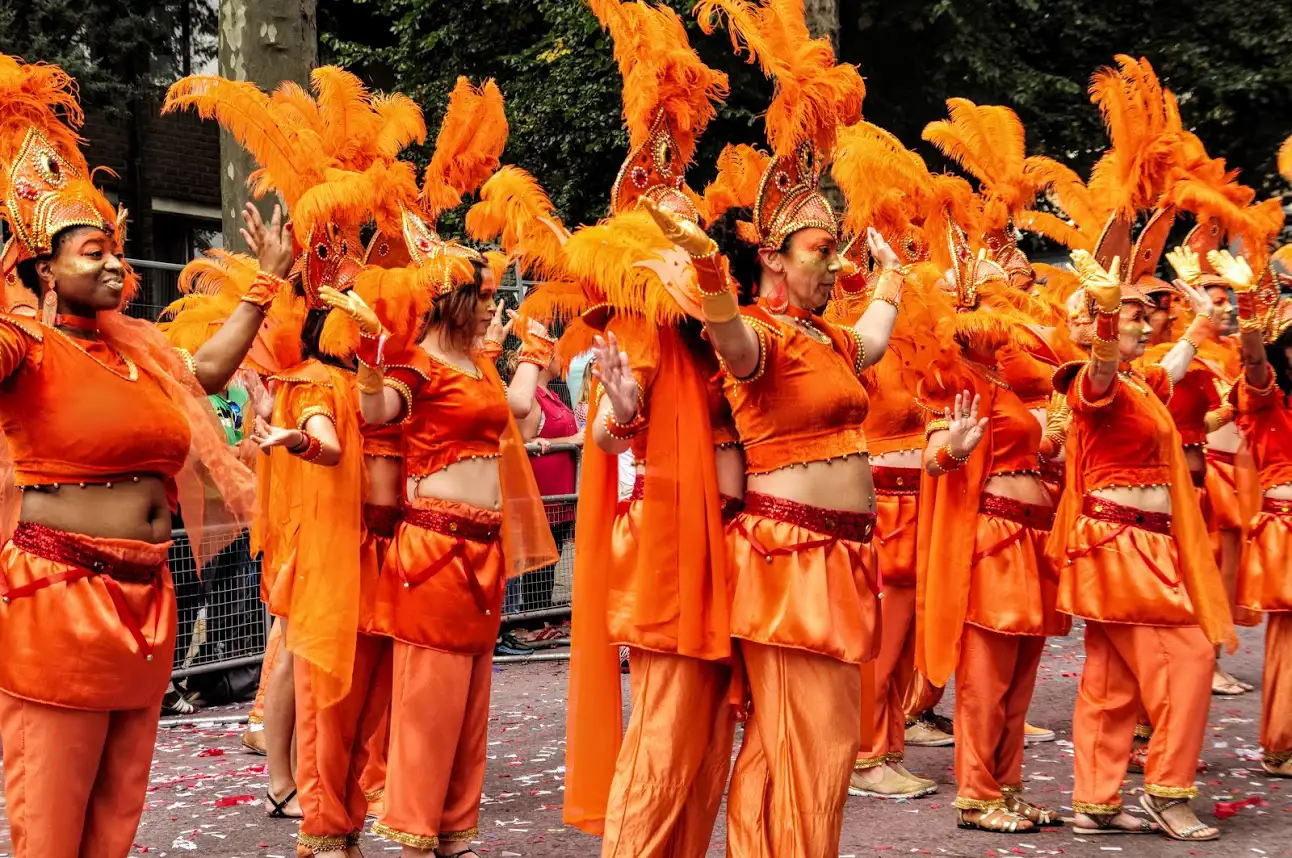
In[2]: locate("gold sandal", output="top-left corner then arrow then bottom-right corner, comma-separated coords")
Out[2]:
956,807 -> 1034,833
1006,795 -> 1063,827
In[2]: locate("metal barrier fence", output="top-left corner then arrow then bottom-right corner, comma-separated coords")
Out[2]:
169,443 -> 582,678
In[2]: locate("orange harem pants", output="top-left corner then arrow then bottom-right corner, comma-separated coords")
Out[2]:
1072,621 -> 1213,811
600,650 -> 735,858
295,632 -> 394,851
0,524 -> 174,858
1262,613 -> 1292,767
857,478 -> 919,770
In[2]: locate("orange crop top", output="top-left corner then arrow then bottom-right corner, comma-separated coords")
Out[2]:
1166,361 -> 1222,448
606,317 -> 739,460
361,419 -> 403,459
998,343 -> 1058,409
384,346 -> 508,479
864,362 -> 927,456
1055,361 -> 1175,490
1235,373 -> 1292,490
723,305 -> 869,475
923,364 -> 1041,476
0,315 -> 190,487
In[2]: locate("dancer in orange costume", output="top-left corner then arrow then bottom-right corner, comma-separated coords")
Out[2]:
342,129 -> 556,853
826,120 -> 966,799
0,54 -> 259,858
1207,244 -> 1292,778
165,66 -> 442,854
1047,243 -> 1235,841
647,2 -> 902,851
539,3 -> 744,853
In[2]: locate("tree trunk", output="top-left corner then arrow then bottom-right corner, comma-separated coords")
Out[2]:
217,0 -> 317,253
803,0 -> 840,47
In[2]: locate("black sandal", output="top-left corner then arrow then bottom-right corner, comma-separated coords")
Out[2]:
266,787 -> 301,819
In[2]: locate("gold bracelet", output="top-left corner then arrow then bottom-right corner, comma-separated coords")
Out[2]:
604,407 -> 646,440
701,290 -> 740,324
1239,317 -> 1264,334
242,271 -> 290,308
935,444 -> 969,472
357,362 -> 385,395
870,269 -> 903,308
1091,337 -> 1119,363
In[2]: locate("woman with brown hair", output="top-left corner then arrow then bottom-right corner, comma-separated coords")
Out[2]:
0,54 -> 260,858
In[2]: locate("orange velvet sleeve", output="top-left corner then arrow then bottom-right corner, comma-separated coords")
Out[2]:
0,317 -> 33,381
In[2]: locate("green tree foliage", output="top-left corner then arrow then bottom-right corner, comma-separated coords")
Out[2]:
329,0 -> 1291,230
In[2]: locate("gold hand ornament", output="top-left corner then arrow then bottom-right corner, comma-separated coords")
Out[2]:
1166,245 -> 1203,287
1071,250 -> 1122,314
1206,250 -> 1255,293
319,285 -> 382,337
640,198 -> 717,258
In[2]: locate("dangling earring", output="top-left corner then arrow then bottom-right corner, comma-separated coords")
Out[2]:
767,275 -> 788,314
41,288 -> 58,327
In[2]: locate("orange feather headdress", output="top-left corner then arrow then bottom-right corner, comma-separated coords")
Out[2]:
696,0 -> 865,248
0,54 -> 134,299
698,143 -> 770,225
591,0 -> 729,221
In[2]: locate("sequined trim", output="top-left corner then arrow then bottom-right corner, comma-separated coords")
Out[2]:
1263,497 -> 1292,516
363,504 -> 403,540
384,377 -> 415,424
1000,785 -> 1022,796
297,832 -> 348,852
11,521 -> 162,583
925,417 -> 950,438
1081,495 -> 1171,535
1076,366 -> 1118,410
980,494 -> 1055,531
844,326 -> 866,377
872,466 -> 921,496
743,491 -> 876,543
729,323 -> 769,384
885,752 -> 904,763
176,347 -> 197,376
403,506 -> 500,543
364,786 -> 385,803
246,714 -> 263,725
720,495 -> 745,524
1073,800 -> 1123,815
1243,371 -> 1278,397
371,822 -> 438,849
1145,783 -> 1198,799
1133,723 -> 1154,739
1263,749 -> 1292,766
854,755 -> 887,770
953,796 -> 1007,811
296,404 -> 334,432
439,826 -> 479,842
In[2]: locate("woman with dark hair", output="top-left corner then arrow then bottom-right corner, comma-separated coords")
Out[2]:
1208,249 -> 1292,779
0,55 -> 259,858
343,206 -> 555,856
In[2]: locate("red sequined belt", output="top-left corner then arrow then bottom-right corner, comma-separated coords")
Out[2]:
1262,496 -> 1292,516
627,475 -> 744,523
1081,495 -> 1172,536
1,522 -> 166,661
742,492 -> 876,544
872,466 -> 921,496
1207,448 -> 1238,467
364,503 -> 404,540
980,494 -> 1056,531
402,505 -> 500,543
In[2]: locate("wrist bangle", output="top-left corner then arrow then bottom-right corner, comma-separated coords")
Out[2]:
935,444 -> 969,473
291,432 -> 323,461
517,332 -> 557,369
1183,315 -> 1212,351
357,362 -> 385,395
1239,317 -> 1264,334
604,407 -> 646,441
242,271 -> 290,308
1095,310 -> 1120,342
701,289 -> 740,324
1091,337 -> 1120,363
870,269 -> 903,308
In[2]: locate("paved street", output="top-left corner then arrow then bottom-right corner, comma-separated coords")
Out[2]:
1,623 -> 1286,857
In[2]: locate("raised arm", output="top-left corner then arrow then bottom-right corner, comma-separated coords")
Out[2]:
588,332 -> 642,456
642,199 -> 760,379
1207,249 -> 1270,389
854,227 -> 903,371
506,315 -> 555,441
1155,246 -> 1218,383
319,286 -> 405,425
190,204 -> 294,394
1071,250 -> 1125,401
923,390 -> 988,477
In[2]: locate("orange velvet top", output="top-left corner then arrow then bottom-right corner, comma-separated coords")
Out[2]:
606,316 -> 738,459
863,358 -> 926,456
723,305 -> 869,474
1054,362 -> 1175,490
1166,361 -> 1222,448
361,419 -> 403,459
1235,373 -> 1292,490
385,347 -> 509,480
998,339 -> 1060,409
0,315 -> 190,487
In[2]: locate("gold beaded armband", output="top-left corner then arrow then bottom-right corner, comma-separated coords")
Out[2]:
242,271 -> 290,308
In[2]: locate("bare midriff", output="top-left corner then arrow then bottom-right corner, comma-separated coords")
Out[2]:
985,472 -> 1054,508
408,456 -> 501,510
365,455 -> 403,508
871,448 -> 921,470
1266,482 -> 1292,502
746,453 -> 875,514
20,475 -> 172,542
1089,483 -> 1172,514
